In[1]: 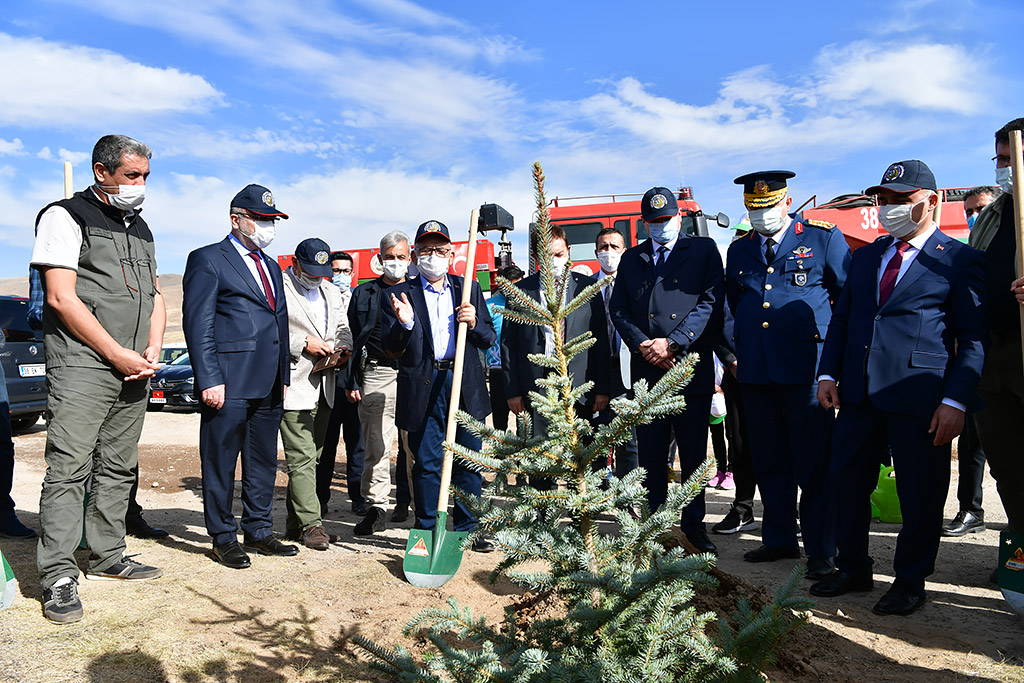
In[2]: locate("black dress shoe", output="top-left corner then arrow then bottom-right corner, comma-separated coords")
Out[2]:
354,507 -> 388,536
809,570 -> 874,597
0,515 -> 37,539
686,529 -> 718,555
805,558 -> 836,581
942,510 -> 985,537
242,536 -> 299,556
212,541 -> 251,569
471,536 -> 496,553
872,584 -> 924,616
391,503 -> 410,523
743,545 -> 801,563
125,516 -> 169,539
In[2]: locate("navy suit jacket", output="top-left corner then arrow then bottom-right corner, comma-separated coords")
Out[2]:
501,270 -> 611,406
726,217 -> 851,385
609,236 -> 724,394
182,237 -> 290,400
818,230 -> 988,417
381,274 -> 496,433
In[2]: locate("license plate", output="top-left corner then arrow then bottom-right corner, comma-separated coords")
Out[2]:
150,390 -> 166,404
18,364 -> 45,377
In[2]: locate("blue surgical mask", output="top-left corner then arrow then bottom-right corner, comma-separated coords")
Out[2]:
966,214 -> 977,230
647,214 -> 680,245
332,273 -> 351,289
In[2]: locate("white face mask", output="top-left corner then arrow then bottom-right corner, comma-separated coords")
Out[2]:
748,203 -> 788,236
297,271 -> 322,290
646,214 -> 680,244
416,254 -> 449,280
331,273 -> 351,289
551,255 -> 570,277
997,165 -> 1013,194
246,219 -> 276,250
382,259 -> 409,282
98,184 -> 145,211
596,250 -> 621,274
878,201 -> 924,239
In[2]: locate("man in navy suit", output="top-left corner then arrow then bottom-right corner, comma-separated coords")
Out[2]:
726,170 -> 851,578
609,187 -> 724,554
381,220 -> 497,552
183,184 -> 298,569
812,161 -> 987,615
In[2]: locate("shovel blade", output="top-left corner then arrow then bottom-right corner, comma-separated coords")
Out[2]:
403,514 -> 468,587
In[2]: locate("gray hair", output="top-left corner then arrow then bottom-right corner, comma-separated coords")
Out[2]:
964,186 -> 1002,202
91,135 -> 152,180
380,230 -> 410,253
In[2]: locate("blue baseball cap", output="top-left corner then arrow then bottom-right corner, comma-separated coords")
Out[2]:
294,238 -> 332,277
865,160 -> 937,195
414,219 -> 451,244
641,187 -> 679,222
231,183 -> 289,219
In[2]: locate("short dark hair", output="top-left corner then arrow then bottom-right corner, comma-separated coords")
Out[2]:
995,118 -> 1024,145
92,135 -> 151,180
530,224 -> 567,256
500,264 -> 525,282
964,186 -> 1002,202
595,227 -> 625,247
330,250 -> 353,264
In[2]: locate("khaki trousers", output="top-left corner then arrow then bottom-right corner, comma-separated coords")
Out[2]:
280,394 -> 332,533
358,364 -> 399,508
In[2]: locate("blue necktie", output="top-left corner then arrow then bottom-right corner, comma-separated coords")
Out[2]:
654,245 -> 668,278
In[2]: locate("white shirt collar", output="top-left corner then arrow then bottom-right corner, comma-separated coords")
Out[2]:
650,235 -> 677,255
901,223 -> 937,251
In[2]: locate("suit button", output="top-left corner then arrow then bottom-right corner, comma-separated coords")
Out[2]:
767,267 -> 774,274
688,331 -> 694,337
672,279 -> 678,283
670,313 -> 677,319
649,313 -> 655,319
814,334 -> 821,340
425,380 -> 431,385
765,284 -> 773,290
874,315 -> 881,321
273,340 -> 278,345
762,302 -> 770,309
762,321 -> 769,328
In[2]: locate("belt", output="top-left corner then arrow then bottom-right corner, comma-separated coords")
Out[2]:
433,359 -> 454,370
366,357 -> 399,370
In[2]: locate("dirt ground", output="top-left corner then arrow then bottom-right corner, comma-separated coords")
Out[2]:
1,410 -> 1023,682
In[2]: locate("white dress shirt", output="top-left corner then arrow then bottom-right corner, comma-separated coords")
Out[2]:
228,233 -> 276,300
400,276 -> 456,361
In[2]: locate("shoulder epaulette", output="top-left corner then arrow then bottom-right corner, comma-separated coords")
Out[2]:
804,219 -> 835,230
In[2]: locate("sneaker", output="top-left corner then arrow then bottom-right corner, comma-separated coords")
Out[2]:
391,503 -> 410,523
354,507 -> 387,536
717,472 -> 735,490
708,470 -> 726,488
711,507 -> 757,535
43,578 -> 83,624
85,555 -> 163,581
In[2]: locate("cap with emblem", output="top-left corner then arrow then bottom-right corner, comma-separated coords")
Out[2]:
734,170 -> 796,210
231,183 -> 289,219
864,160 -> 937,195
641,187 -> 679,222
294,238 -> 333,277
414,219 -> 451,244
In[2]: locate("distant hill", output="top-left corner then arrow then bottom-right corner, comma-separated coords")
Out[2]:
0,274 -> 185,343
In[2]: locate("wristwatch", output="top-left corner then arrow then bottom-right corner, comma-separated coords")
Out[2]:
667,340 -> 680,354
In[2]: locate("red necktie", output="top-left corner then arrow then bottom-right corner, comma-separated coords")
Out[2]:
878,241 -> 911,306
247,251 -> 276,310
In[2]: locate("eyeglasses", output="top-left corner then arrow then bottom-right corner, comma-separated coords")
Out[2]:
992,155 -> 1011,166
332,267 -> 353,275
236,213 -> 277,223
416,246 -> 452,257
382,254 -> 410,262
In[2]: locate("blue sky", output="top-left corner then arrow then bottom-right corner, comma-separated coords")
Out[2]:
0,0 -> 1020,276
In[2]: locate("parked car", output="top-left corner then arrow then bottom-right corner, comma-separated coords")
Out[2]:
0,296 -> 47,431
148,352 -> 197,411
159,343 -> 188,365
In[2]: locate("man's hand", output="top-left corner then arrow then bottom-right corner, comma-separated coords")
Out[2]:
115,347 -> 160,381
305,336 -> 332,356
639,338 -> 675,369
1012,276 -> 1024,305
817,379 -> 840,410
456,302 -> 476,327
202,384 -> 226,410
142,344 -> 161,365
929,404 -> 965,446
507,395 -> 525,414
346,389 -> 362,403
593,394 -> 609,412
390,292 -> 414,324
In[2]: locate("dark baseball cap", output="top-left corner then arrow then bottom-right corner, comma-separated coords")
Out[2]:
294,238 -> 332,277
231,183 -> 289,219
641,187 -> 679,222
865,160 -> 937,195
414,219 -> 451,244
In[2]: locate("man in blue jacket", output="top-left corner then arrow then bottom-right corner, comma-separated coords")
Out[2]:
381,220 -> 496,552
813,161 -> 987,615
609,187 -> 724,554
726,170 -> 850,578
183,184 -> 297,569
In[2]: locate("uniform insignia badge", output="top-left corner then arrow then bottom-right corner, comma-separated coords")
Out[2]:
794,272 -> 808,286
753,180 -> 769,195
804,219 -> 835,230
793,246 -> 812,257
262,191 -> 274,206
425,220 -> 441,232
315,251 -> 328,264
795,223 -> 803,234
650,194 -> 667,209
936,244 -> 945,251
884,164 -> 904,182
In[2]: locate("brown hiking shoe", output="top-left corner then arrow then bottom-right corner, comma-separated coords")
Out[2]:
302,525 -> 330,551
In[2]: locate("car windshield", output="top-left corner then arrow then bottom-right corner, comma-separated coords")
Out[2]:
160,347 -> 187,363
170,353 -> 190,366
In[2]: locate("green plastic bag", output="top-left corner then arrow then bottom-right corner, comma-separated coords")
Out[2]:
870,465 -> 902,524
1,548 -> 16,609
998,530 -> 1024,617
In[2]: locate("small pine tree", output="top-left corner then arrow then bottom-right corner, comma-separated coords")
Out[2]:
354,163 -> 809,682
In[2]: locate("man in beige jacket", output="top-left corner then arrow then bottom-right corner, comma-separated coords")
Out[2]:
280,238 -> 353,550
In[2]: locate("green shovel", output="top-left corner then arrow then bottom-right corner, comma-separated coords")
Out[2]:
404,208 -> 481,587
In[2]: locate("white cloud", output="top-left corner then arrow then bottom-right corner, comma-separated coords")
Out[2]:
0,33 -> 223,127
0,139 -> 26,156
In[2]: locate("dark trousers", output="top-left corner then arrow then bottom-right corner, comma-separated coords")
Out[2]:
741,382 -> 835,562
831,401 -> 950,596
975,336 -> 1024,532
407,368 -> 482,532
955,409 -> 985,515
722,371 -> 755,516
199,388 -> 283,546
635,394 -> 711,534
595,358 -> 639,478
489,370 -> 510,432
0,394 -> 14,518
317,394 -> 365,510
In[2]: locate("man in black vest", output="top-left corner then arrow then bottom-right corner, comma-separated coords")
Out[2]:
31,135 -> 165,624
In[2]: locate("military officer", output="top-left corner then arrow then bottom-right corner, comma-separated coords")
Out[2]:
725,171 -> 851,580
